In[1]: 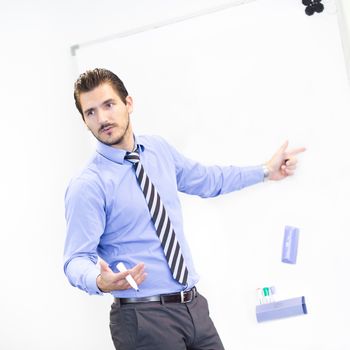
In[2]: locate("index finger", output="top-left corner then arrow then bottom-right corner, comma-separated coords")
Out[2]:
286,147 -> 306,157
130,262 -> 145,274
116,270 -> 130,279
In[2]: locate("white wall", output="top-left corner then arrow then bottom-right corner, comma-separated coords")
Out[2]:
75,1 -> 350,349
337,0 -> 350,82
1,1 -> 349,349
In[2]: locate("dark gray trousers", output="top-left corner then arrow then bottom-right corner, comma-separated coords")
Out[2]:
109,292 -> 225,350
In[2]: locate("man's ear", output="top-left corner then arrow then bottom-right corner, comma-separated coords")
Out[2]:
125,95 -> 133,114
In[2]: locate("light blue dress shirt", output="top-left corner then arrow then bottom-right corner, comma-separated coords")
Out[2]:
64,135 -> 264,298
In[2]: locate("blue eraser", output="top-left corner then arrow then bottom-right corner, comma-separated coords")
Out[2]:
256,296 -> 307,323
282,226 -> 299,264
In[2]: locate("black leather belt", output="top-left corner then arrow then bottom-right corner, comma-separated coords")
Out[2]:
116,287 -> 197,305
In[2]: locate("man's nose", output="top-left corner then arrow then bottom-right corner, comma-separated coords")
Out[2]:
96,109 -> 109,124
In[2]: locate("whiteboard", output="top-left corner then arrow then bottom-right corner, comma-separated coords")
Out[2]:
74,0 -> 350,348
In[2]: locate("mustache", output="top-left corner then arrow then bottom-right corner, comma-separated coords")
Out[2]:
99,123 -> 116,133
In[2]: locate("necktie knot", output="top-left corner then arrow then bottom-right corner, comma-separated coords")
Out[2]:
125,151 -> 140,164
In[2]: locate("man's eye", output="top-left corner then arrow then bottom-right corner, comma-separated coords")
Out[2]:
87,110 -> 94,116
106,103 -> 113,108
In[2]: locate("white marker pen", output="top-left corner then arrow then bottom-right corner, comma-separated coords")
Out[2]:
116,262 -> 139,292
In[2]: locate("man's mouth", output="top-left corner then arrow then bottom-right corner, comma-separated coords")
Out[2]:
100,125 -> 114,133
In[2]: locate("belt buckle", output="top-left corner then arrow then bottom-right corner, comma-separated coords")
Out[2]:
180,290 -> 192,303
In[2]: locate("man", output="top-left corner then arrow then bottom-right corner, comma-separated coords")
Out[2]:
64,68 -> 305,349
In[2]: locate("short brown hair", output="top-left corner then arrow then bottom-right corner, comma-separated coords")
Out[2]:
73,68 -> 129,119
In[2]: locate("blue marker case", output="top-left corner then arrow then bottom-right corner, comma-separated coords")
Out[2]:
282,226 -> 299,264
256,296 -> 307,322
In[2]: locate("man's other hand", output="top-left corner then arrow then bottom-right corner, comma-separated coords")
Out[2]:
265,141 -> 306,181
97,260 -> 146,292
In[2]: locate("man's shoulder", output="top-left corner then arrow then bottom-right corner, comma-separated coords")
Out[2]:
138,134 -> 170,149
66,156 -> 104,194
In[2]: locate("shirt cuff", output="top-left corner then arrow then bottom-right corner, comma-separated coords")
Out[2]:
85,268 -> 104,296
241,165 -> 265,186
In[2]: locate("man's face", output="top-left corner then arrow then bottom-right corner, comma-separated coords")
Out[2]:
79,83 -> 133,149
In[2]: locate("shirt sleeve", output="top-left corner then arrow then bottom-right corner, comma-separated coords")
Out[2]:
63,176 -> 106,295
160,137 -> 265,198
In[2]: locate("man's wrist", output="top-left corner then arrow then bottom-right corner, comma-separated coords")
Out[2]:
96,274 -> 108,293
262,164 -> 270,181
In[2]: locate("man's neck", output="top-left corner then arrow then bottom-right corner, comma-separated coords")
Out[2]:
111,126 -> 134,152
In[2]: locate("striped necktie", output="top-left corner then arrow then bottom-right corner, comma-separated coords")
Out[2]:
125,150 -> 188,285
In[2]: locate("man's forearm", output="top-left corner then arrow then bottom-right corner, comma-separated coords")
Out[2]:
64,256 -> 103,295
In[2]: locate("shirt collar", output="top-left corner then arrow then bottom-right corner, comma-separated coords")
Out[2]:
96,135 -> 145,164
